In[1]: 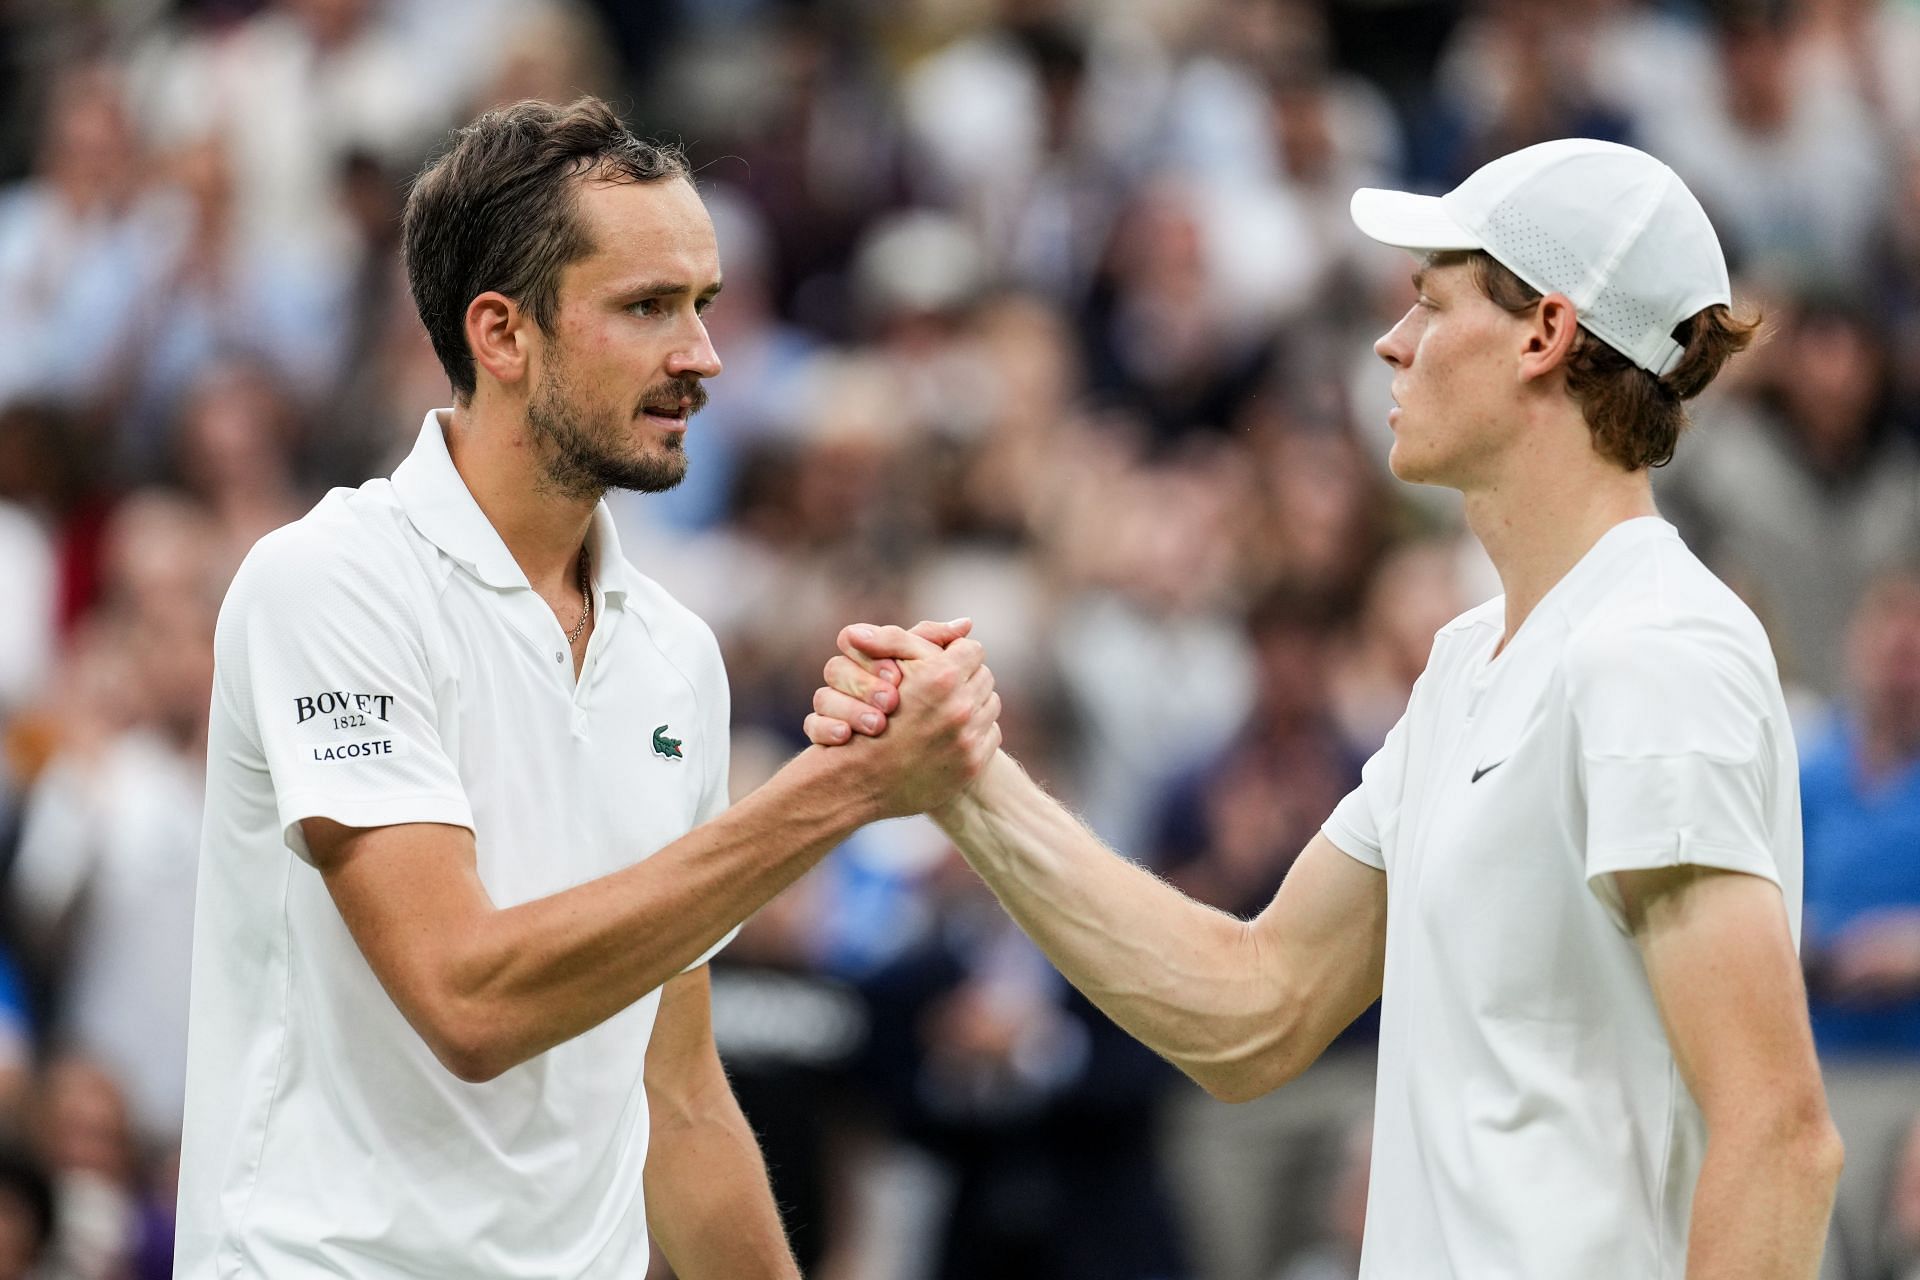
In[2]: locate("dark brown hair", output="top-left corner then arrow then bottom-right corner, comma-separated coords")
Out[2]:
1434,250 -> 1762,470
403,97 -> 690,402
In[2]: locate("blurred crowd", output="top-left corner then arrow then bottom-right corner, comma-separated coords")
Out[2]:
0,0 -> 1917,1277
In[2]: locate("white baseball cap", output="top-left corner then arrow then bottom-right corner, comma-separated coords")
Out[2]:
1349,138 -> 1730,377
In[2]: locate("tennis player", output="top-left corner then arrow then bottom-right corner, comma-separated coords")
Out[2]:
173,98 -> 1001,1279
806,140 -> 1842,1277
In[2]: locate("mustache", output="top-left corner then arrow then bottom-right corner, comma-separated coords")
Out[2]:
637,378 -> 709,417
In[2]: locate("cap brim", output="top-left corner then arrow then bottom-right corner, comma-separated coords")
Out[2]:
1350,188 -> 1482,252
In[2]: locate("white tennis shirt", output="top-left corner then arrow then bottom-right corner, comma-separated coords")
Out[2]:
1322,517 -> 1801,1280
176,412 -> 733,1278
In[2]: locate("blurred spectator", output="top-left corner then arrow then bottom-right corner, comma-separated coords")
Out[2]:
1151,589 -> 1360,919
166,361 -> 309,574
1081,177 -> 1286,443
1430,0 -> 1635,181
0,1148 -> 54,1280
0,403 -> 117,640
28,1056 -> 169,1280
0,502 -> 55,717
1328,538 -> 1473,756
1663,297 -> 1920,696
1640,0 -> 1891,293
1274,1120 -> 1371,1280
1803,567 -> 1920,1054
1881,1111 -> 1920,1280
10,495 -> 219,1151
128,0 -> 449,255
859,897 -> 1187,1280
0,62 -> 175,416
120,134 -> 351,442
1046,448 -> 1257,848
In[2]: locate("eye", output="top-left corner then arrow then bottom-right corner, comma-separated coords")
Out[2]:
1416,294 -> 1438,310
629,298 -> 662,318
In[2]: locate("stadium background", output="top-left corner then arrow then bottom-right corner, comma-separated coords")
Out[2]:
1,0 -> 1918,1275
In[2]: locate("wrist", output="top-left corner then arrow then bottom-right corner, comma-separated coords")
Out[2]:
780,744 -> 889,834
932,749 -> 1009,831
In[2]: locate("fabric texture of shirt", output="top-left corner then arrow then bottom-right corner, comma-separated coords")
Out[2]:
1322,517 -> 1802,1280
176,412 -> 733,1278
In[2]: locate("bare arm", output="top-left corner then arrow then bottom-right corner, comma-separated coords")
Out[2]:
804,624 -> 1384,1101
1616,865 -> 1843,1279
643,966 -> 798,1279
934,753 -> 1386,1101
305,638 -> 1001,1083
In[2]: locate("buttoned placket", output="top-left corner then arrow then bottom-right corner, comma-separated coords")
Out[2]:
569,581 -> 614,740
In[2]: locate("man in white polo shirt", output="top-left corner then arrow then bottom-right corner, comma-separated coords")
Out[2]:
805,139 -> 1843,1277
174,98 -> 1002,1278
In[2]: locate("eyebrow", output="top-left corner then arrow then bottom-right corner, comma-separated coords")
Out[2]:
617,278 -> 725,302
1410,268 -> 1427,294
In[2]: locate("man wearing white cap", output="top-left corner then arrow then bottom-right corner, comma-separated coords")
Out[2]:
804,139 -> 1843,1278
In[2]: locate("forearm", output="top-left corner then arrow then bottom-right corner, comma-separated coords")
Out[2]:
1686,1123 -> 1843,1279
645,1072 -> 799,1280
443,748 -> 872,1077
934,752 -> 1292,1095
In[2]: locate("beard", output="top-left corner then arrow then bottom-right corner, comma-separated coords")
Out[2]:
525,353 -> 701,500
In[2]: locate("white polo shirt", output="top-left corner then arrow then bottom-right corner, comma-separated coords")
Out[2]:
177,412 -> 733,1279
1322,517 -> 1801,1280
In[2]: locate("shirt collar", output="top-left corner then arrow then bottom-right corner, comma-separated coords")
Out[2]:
391,410 -> 640,609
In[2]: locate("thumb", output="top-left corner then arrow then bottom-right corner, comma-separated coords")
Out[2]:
908,617 -> 973,648
840,623 -> 945,664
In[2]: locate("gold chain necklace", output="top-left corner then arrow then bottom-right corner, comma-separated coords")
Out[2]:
565,547 -> 591,644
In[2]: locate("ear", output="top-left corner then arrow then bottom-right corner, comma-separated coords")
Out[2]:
465,291 -> 535,393
1518,292 -> 1581,383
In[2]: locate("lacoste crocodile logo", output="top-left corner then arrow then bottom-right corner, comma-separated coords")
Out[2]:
652,725 -> 684,760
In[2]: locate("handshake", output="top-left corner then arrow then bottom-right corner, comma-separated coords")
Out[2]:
799,618 -> 1003,821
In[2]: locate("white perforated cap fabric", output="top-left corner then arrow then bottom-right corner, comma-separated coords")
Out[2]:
1350,139 -> 1732,376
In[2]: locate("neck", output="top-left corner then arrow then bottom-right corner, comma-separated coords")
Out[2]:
442,402 -> 596,597
1460,415 -> 1658,651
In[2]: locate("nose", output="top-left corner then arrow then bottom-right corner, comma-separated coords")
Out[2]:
667,317 -> 723,381
1375,307 -> 1416,370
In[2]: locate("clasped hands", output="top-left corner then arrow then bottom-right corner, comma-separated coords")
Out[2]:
803,619 -> 1001,818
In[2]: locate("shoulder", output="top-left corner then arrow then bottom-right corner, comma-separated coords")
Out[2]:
1562,609 -> 1783,765
219,483 -> 440,660
225,482 -> 426,614
1565,535 -> 1777,699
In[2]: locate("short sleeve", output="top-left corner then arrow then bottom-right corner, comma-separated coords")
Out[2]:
1322,710 -> 1409,871
218,526 -> 473,862
1567,625 -> 1782,923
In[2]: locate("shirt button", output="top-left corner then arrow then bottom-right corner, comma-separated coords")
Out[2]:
555,651 -> 565,663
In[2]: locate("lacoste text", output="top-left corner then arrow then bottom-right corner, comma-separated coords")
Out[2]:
313,740 -> 398,762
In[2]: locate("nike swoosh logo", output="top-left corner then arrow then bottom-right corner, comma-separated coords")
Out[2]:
1471,759 -> 1507,783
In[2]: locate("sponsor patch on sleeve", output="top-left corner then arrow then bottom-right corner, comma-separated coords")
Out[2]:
310,738 -> 407,763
